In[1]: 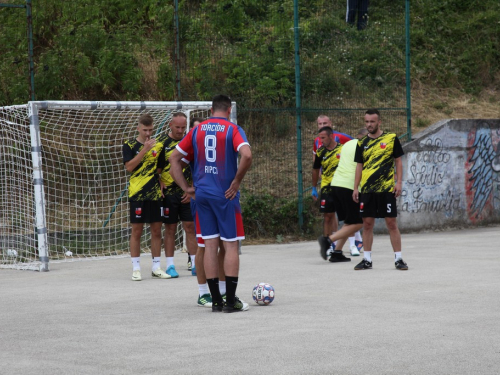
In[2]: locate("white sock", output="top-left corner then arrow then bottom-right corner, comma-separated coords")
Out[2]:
152,257 -> 161,271
132,257 -> 140,271
190,255 -> 196,268
394,252 -> 402,261
355,231 -> 362,241
198,283 -> 210,297
364,251 -> 372,262
219,281 -> 227,295
348,236 -> 355,247
166,257 -> 174,268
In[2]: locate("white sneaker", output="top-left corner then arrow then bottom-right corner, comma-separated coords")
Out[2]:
151,268 -> 172,279
350,245 -> 361,256
239,299 -> 250,311
132,270 -> 142,281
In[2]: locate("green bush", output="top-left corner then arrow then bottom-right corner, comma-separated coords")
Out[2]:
241,193 -> 320,239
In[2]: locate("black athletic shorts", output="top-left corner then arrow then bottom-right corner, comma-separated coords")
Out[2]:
162,192 -> 193,224
319,186 -> 336,214
359,192 -> 398,218
332,186 -> 363,224
129,201 -> 163,223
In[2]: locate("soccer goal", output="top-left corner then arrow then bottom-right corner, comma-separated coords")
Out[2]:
0,101 -> 237,271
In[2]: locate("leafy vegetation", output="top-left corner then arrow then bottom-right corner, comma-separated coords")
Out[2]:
241,193 -> 320,238
1,0 -> 498,106
411,0 -> 500,95
1,0 -> 498,240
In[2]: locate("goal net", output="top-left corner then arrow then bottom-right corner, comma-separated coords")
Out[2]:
0,101 -> 236,271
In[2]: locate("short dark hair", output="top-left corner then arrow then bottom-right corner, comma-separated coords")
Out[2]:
138,113 -> 153,126
365,108 -> 380,118
172,112 -> 187,119
212,94 -> 232,112
318,126 -> 333,135
190,117 -> 205,128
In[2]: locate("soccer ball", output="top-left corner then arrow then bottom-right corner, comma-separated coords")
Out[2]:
252,283 -> 275,305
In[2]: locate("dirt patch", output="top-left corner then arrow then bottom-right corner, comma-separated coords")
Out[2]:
412,82 -> 500,131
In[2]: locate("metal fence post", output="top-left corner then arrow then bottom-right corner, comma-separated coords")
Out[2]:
26,0 -> 35,101
405,0 -> 412,140
0,1 -> 35,100
174,0 -> 181,99
293,0 -> 303,229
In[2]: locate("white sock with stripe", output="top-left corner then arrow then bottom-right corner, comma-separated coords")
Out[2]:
199,283 -> 210,297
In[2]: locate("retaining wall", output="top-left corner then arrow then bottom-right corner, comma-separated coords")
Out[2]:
376,119 -> 500,233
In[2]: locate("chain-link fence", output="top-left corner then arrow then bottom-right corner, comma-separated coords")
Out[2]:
0,0 -> 410,234
175,0 -> 410,230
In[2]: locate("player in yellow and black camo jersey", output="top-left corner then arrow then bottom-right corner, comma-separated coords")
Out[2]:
157,135 -> 192,197
314,142 -> 343,190
122,113 -> 171,281
123,138 -> 165,201
156,112 -> 197,279
352,108 -> 408,271
355,131 -> 403,193
312,126 -> 351,262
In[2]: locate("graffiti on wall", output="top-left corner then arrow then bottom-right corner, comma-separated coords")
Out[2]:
465,124 -> 500,222
401,137 -> 462,214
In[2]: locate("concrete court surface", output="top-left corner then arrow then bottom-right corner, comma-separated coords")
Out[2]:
1,226 -> 499,375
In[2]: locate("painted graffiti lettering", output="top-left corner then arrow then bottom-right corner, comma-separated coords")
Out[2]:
415,138 -> 451,164
401,187 -> 461,213
407,162 -> 444,187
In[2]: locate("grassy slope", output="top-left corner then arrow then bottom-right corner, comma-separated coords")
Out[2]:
1,0 -> 499,119
1,0 -> 499,241
410,0 -> 500,127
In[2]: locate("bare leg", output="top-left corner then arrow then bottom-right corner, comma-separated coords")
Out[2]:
222,240 -> 239,277
150,222 -> 162,258
334,237 -> 348,251
195,246 -> 206,283
328,223 -> 363,245
385,217 -> 402,252
183,221 -> 197,256
164,223 -> 177,258
362,217 -> 375,252
130,223 -> 144,258
323,212 -> 338,236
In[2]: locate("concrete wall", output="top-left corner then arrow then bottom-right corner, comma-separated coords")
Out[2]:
376,119 -> 500,233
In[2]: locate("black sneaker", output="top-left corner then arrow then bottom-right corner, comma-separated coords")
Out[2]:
187,254 -> 192,271
212,301 -> 223,312
222,296 -> 249,313
318,236 -> 332,260
395,259 -> 408,270
354,259 -> 372,270
329,251 -> 351,262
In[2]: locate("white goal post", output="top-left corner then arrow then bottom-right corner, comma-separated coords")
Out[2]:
0,101 -> 237,271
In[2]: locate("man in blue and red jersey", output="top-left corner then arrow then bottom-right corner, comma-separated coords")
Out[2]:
312,115 -> 353,157
312,115 -> 353,198
311,115 -> 354,254
169,94 -> 252,313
